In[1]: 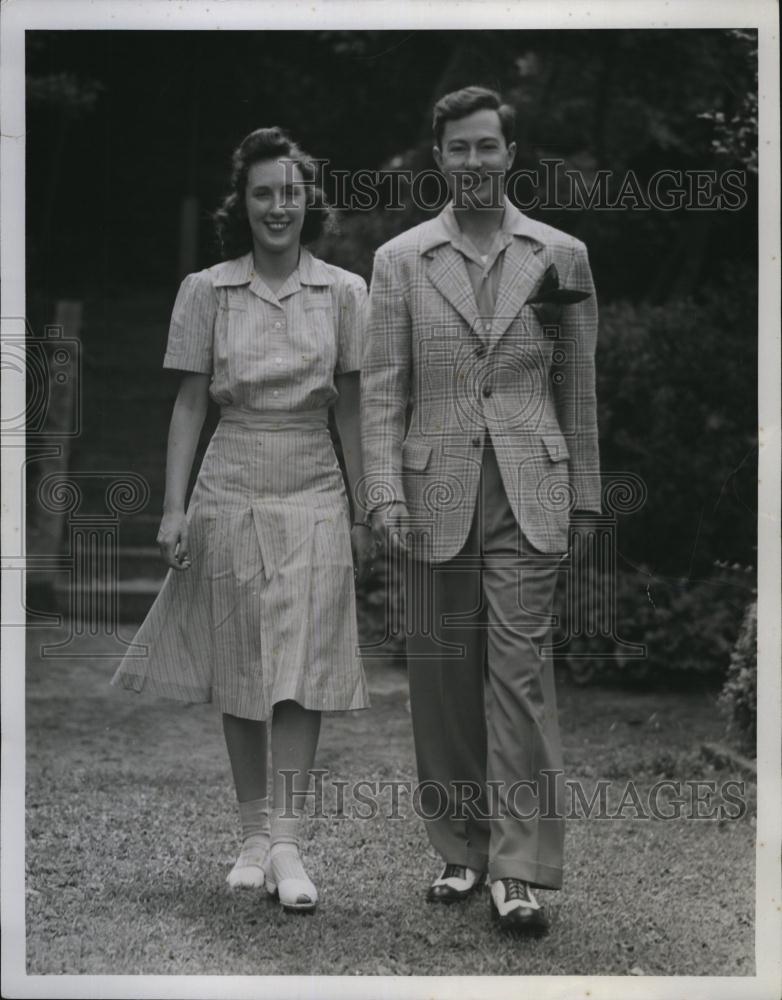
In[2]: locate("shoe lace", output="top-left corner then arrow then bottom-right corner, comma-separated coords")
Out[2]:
442,864 -> 467,880
504,879 -> 531,903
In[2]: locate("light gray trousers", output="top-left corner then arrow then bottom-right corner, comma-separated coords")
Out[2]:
406,443 -> 565,888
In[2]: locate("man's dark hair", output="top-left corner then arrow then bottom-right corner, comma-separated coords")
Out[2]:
432,86 -> 516,148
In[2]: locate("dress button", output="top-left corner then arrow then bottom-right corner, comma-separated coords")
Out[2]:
482,385 -> 493,398
274,321 -> 282,329
484,322 -> 491,332
472,436 -> 482,447
275,357 -> 282,364
272,390 -> 279,397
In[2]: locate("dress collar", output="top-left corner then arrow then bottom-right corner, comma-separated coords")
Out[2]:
211,246 -> 334,291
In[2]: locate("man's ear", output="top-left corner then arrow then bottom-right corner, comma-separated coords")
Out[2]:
433,146 -> 444,172
506,141 -> 517,170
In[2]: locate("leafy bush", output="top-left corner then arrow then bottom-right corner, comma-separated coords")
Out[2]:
718,600 -> 757,755
596,280 -> 757,577
555,562 -> 754,685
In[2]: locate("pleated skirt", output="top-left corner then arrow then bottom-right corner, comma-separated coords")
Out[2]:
111,406 -> 369,720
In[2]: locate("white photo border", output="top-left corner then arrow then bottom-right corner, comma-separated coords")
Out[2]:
2,2 -> 779,998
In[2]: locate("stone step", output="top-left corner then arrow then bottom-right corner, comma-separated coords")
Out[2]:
53,577 -> 164,624
35,550 -> 169,583
119,547 -> 167,580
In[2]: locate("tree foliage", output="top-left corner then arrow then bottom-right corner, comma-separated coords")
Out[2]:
25,28 -> 758,584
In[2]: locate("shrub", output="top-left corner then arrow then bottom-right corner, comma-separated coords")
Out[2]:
596,278 -> 757,576
718,600 -> 757,756
555,562 -> 754,685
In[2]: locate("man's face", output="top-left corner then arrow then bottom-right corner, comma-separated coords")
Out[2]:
433,109 -> 516,208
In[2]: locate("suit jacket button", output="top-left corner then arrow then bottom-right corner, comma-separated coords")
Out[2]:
475,345 -> 486,358
482,385 -> 493,398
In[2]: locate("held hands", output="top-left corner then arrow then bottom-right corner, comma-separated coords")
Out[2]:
370,501 -> 411,554
351,504 -> 409,588
157,511 -> 192,571
350,523 -> 377,587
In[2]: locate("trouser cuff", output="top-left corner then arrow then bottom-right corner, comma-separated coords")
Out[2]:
440,849 -> 489,873
488,859 -> 562,890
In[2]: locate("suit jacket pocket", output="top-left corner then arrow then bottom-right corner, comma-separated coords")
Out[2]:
542,434 -> 570,462
401,441 -> 433,471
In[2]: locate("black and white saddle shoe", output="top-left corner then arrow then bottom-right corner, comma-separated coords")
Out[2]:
426,864 -> 484,903
489,878 -> 549,934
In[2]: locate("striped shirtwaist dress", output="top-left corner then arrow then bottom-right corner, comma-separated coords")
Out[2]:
111,248 -> 370,720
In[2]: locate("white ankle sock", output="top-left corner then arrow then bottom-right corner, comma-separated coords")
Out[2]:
269,809 -> 312,888
269,842 -> 309,883
270,807 -> 301,848
239,796 -> 270,843
226,796 -> 270,888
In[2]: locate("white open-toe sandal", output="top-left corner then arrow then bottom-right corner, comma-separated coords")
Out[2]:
265,845 -> 318,913
225,841 -> 269,890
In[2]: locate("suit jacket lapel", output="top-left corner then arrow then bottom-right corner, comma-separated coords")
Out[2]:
489,237 -> 546,348
425,244 -> 482,339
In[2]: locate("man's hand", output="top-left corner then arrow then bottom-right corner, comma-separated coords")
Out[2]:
371,501 -> 410,554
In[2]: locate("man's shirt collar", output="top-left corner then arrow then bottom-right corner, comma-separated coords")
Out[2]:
419,196 -> 544,256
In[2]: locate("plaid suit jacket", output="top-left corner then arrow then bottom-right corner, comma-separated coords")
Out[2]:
360,203 -> 601,561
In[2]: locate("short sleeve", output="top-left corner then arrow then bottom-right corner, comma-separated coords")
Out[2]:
163,271 -> 217,374
334,272 -> 368,374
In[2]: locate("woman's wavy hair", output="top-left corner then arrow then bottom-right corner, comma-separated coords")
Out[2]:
213,127 -> 335,260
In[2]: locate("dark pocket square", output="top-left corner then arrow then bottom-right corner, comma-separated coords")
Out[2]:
526,263 -> 591,306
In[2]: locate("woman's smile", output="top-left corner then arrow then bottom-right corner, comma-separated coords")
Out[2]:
245,157 -> 307,257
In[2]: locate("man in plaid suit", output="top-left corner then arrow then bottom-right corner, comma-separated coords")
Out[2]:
361,86 -> 601,932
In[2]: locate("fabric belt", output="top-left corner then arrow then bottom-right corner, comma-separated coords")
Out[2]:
219,406 -> 329,431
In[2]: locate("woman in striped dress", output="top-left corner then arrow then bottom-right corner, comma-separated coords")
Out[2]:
112,127 -> 373,913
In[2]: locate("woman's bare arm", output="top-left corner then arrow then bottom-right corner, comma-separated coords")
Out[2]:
157,373 -> 210,570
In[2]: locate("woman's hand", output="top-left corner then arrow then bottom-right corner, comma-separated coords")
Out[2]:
350,523 -> 375,587
157,510 -> 192,571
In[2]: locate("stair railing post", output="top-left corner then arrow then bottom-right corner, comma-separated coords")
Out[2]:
38,472 -> 150,658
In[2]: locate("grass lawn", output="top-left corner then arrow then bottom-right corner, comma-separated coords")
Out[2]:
23,625 -> 755,977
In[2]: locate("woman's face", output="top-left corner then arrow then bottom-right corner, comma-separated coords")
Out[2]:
244,157 -> 308,256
